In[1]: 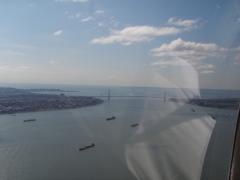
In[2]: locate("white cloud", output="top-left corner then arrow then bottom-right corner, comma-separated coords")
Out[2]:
151,38 -> 228,74
91,26 -> 181,45
55,0 -> 88,3
151,58 -> 190,68
197,64 -> 216,74
94,15 -> 119,29
197,64 -> 215,70
0,65 -> 31,73
105,16 -> 119,28
0,49 -> 26,56
200,70 -> 215,74
64,7 -> 119,30
81,16 -> 94,22
53,30 -> 63,36
151,38 -> 226,62
64,12 -> 82,19
0,43 -> 36,59
95,10 -> 105,14
91,17 -> 199,45
167,17 -> 199,29
234,53 -> 240,64
97,22 -> 104,27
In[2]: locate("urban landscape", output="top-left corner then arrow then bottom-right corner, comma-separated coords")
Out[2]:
0,87 -> 103,114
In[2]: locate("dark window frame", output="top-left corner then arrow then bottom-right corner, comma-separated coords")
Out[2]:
229,105 -> 240,180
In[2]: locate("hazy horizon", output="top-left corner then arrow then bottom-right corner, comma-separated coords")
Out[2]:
1,82 -> 240,92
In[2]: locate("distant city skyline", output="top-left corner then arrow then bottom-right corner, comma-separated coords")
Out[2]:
0,0 -> 239,89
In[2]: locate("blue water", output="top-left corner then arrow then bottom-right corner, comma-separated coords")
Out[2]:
0,85 -> 239,180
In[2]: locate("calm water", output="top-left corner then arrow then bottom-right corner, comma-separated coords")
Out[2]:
0,86 -> 239,180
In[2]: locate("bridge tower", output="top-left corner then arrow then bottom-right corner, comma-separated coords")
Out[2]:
107,89 -> 111,101
164,92 -> 168,103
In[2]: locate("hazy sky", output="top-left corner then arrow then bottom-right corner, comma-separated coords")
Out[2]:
0,0 -> 240,89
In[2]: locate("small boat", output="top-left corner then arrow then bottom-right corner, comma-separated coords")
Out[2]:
131,123 -> 139,128
211,115 -> 216,120
23,119 -> 36,123
79,143 -> 95,151
106,116 -> 116,121
191,108 -> 196,112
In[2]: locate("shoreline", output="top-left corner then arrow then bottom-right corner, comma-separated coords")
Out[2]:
1,102 -> 104,116
0,93 -> 104,115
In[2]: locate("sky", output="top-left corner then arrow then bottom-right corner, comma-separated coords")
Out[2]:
0,0 -> 240,89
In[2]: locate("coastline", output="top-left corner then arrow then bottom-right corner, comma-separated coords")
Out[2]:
0,91 -> 104,115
